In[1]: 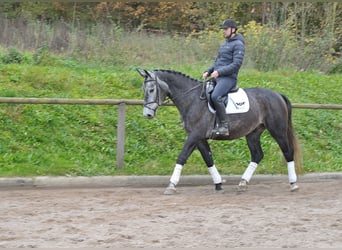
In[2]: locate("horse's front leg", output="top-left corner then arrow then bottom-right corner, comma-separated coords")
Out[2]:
196,139 -> 223,192
164,135 -> 198,195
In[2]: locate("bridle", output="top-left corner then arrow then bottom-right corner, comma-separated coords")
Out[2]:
143,78 -> 162,113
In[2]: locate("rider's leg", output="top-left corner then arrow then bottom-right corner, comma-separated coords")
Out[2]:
211,77 -> 236,135
213,98 -> 229,135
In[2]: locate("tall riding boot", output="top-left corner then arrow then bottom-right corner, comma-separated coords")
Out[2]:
212,102 -> 229,136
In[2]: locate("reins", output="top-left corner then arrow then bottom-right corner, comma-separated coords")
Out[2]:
200,77 -> 207,100
169,82 -> 203,103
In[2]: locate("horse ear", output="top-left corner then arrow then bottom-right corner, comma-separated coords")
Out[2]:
146,70 -> 156,79
137,69 -> 148,78
137,69 -> 156,79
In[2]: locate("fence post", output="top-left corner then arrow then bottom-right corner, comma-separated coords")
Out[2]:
116,103 -> 126,168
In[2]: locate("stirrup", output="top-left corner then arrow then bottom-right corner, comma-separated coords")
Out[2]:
212,126 -> 229,136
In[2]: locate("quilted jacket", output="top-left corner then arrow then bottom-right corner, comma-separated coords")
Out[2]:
206,33 -> 245,79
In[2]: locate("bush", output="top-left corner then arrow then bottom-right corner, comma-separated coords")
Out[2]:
240,21 -> 340,73
328,56 -> 342,74
32,43 -> 59,66
1,47 -> 25,64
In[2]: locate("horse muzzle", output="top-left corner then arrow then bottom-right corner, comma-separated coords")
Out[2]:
143,103 -> 158,119
143,109 -> 155,119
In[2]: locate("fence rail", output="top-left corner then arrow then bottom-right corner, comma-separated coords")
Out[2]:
0,97 -> 341,109
0,97 -> 341,168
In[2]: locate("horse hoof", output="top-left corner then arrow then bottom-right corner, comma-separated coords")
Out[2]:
290,183 -> 299,192
164,187 -> 177,195
237,180 -> 248,192
215,184 -> 224,193
215,189 -> 225,194
215,183 -> 223,191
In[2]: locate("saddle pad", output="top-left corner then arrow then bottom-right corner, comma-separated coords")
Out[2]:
208,88 -> 250,114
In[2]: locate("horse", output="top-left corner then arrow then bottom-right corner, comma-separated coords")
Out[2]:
137,69 -> 303,195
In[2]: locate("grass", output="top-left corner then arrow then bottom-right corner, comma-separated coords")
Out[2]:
0,59 -> 341,177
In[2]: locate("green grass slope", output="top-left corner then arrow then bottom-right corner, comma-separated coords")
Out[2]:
0,62 -> 341,177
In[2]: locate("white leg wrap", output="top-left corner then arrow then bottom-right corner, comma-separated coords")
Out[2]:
241,162 -> 258,182
170,164 -> 183,186
209,165 -> 222,184
287,161 -> 297,183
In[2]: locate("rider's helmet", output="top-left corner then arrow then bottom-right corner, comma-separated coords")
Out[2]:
221,19 -> 238,30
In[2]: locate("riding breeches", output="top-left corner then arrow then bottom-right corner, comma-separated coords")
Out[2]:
211,76 -> 237,106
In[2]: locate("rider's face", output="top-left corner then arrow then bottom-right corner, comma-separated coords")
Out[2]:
223,27 -> 233,38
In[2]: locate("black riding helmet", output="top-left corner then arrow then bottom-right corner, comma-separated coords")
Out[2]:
221,19 -> 238,30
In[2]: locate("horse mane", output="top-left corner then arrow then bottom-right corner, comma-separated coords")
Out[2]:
154,69 -> 202,84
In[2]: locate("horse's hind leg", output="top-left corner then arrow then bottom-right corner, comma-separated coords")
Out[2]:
239,126 -> 265,190
196,139 -> 223,192
268,127 -> 299,192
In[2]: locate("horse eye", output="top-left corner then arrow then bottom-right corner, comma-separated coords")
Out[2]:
149,88 -> 154,93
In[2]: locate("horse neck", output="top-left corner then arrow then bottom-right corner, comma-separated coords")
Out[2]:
157,71 -> 201,105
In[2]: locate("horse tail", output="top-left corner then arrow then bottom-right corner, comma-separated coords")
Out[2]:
281,94 -> 303,175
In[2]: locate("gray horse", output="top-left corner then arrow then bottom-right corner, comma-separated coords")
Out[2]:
138,69 -> 302,194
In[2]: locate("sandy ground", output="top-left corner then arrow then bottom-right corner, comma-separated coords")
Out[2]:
0,180 -> 341,248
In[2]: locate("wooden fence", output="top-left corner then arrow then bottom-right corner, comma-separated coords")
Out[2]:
0,97 -> 341,168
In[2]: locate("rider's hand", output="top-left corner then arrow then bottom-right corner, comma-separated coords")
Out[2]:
202,72 -> 209,80
211,70 -> 219,78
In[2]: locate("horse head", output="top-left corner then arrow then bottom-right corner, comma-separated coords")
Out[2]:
137,69 -> 170,119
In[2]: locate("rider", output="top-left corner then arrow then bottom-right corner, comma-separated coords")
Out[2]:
203,19 -> 245,136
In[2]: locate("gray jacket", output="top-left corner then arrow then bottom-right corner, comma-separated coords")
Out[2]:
206,33 -> 245,79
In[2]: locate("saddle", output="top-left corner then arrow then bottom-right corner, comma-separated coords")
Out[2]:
200,79 -> 250,114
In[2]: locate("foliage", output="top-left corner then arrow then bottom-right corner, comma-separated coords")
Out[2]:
1,2 -> 341,63
241,21 -> 339,72
328,56 -> 342,74
1,47 -> 25,64
0,13 -> 341,73
32,42 -> 60,66
1,2 -> 341,36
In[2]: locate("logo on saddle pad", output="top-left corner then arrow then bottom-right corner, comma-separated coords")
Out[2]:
208,88 -> 250,114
